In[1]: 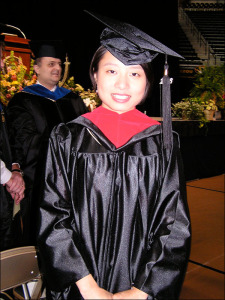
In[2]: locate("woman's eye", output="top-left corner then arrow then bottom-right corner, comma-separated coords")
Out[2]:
131,72 -> 139,77
107,70 -> 116,74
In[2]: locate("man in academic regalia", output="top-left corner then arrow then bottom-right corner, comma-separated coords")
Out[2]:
0,102 -> 25,251
6,41 -> 87,245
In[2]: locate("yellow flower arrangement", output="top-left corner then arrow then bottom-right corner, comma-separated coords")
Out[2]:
201,99 -> 218,111
63,76 -> 101,111
0,51 -> 37,106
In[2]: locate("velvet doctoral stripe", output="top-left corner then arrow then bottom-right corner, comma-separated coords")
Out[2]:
23,84 -> 70,100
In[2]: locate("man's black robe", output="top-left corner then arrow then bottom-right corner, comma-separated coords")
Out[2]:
0,105 -> 14,251
38,116 -> 191,299
6,90 -> 87,245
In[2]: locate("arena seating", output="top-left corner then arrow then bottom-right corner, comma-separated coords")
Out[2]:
178,24 -> 203,66
185,10 -> 225,62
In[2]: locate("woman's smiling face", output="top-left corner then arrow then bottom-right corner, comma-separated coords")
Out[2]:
94,51 -> 147,114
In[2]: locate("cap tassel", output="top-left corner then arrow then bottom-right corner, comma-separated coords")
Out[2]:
162,59 -> 173,149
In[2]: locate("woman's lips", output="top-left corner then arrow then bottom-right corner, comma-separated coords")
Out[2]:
111,93 -> 131,103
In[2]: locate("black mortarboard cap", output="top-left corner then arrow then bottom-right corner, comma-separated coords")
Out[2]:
30,40 -> 65,60
85,10 -> 183,65
85,10 -> 183,152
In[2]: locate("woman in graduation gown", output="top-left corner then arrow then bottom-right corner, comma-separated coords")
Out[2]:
37,12 -> 191,300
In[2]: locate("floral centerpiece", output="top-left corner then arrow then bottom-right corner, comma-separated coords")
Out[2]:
0,51 -> 37,106
0,51 -> 100,112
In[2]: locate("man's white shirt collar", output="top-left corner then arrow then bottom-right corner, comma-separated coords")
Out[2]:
37,81 -> 57,92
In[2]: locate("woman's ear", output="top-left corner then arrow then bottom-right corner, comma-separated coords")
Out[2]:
93,73 -> 98,92
94,72 -> 97,83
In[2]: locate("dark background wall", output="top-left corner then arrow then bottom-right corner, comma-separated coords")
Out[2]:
1,0 -> 180,115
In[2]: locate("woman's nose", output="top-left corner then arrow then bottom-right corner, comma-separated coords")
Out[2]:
115,74 -> 129,90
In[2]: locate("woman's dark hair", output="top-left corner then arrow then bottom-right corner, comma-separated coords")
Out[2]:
89,45 -> 154,102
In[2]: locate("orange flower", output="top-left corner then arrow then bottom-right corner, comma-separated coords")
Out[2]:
11,74 -> 17,81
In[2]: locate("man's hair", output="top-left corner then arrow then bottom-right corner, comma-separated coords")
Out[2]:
34,57 -> 42,66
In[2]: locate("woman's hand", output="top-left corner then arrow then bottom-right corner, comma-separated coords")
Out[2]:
113,287 -> 148,299
76,274 -> 113,299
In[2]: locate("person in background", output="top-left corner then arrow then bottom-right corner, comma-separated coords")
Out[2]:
6,41 -> 87,246
0,101 -> 25,251
0,159 -> 24,203
37,12 -> 191,300
0,159 -> 25,251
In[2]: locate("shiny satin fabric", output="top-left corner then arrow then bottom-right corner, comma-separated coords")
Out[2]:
38,117 -> 191,300
85,11 -> 184,66
101,29 -> 158,66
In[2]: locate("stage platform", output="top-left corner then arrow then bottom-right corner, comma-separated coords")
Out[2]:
180,174 -> 225,299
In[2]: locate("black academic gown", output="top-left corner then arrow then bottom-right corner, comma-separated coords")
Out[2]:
6,90 -> 87,245
38,116 -> 191,300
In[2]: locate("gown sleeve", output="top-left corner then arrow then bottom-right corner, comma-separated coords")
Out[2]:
133,135 -> 191,299
37,123 -> 90,291
6,94 -> 44,180
70,93 -> 89,116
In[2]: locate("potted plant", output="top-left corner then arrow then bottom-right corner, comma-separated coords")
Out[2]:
190,65 -> 225,118
201,99 -> 218,120
172,97 -> 207,127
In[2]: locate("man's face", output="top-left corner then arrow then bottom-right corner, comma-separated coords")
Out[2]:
34,57 -> 62,90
